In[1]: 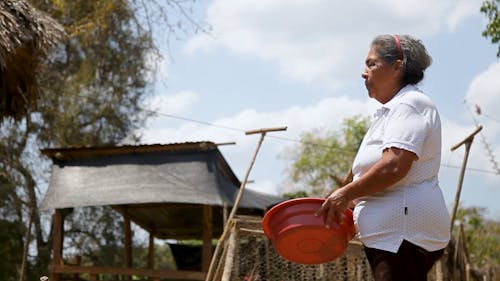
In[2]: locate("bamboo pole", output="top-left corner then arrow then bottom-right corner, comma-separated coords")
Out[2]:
221,227 -> 238,281
449,126 -> 482,232
213,237 -> 230,281
435,259 -> 444,281
205,126 -> 287,281
466,263 -> 471,281
459,223 -> 471,265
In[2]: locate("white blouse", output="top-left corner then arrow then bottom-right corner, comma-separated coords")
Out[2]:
352,84 -> 450,253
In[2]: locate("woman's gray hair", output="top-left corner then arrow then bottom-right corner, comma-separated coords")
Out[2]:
371,34 -> 432,85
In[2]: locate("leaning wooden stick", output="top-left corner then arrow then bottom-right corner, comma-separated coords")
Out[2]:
205,126 -> 287,281
449,125 -> 482,232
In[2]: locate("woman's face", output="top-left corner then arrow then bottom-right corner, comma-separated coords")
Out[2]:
361,47 -> 401,104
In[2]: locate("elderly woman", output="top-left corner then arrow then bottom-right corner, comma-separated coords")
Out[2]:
316,34 -> 450,281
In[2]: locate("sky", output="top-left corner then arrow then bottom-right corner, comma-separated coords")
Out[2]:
137,0 -> 500,219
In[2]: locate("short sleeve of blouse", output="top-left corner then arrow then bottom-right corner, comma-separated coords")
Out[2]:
382,103 -> 427,158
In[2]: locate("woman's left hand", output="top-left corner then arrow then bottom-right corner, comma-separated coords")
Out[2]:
315,187 -> 350,228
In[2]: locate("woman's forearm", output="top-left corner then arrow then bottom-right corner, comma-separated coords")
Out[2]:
343,147 -> 415,201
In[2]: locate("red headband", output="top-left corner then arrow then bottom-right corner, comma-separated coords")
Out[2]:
393,34 -> 403,60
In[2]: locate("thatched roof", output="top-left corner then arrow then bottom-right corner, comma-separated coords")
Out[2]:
0,0 -> 64,120
40,142 -> 284,239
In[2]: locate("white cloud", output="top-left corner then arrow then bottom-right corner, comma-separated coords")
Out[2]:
465,62 -> 500,119
141,90 -> 199,131
247,179 -> 278,195
446,0 -> 484,30
144,90 -> 198,116
141,95 -> 376,143
185,0 -> 479,89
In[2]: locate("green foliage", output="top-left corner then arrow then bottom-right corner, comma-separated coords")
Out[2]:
33,0 -> 156,147
133,242 -> 177,270
455,206 -> 500,268
281,115 -> 370,196
64,207 -> 125,267
1,0 -> 157,276
0,1 -> 202,280
0,220 -> 23,281
282,190 -> 309,199
0,176 -> 24,281
481,0 -> 500,57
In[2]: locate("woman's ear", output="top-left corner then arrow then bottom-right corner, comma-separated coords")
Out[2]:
392,59 -> 404,79
393,59 -> 403,71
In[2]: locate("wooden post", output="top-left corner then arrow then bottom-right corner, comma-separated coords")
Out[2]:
449,126 -> 482,232
50,209 -> 64,281
205,126 -> 287,281
124,215 -> 132,280
148,233 -> 155,269
72,256 -> 81,281
202,205 -> 213,272
223,201 -> 228,227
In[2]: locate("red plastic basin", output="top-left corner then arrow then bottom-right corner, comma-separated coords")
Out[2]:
262,197 -> 355,264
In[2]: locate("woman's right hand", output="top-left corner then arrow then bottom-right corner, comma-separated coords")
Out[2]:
315,187 -> 351,228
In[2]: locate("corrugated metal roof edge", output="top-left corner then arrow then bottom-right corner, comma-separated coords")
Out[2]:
40,141 -> 218,161
40,141 -> 244,193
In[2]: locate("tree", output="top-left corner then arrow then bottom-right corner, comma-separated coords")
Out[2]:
0,1 -> 203,280
455,206 -> 500,272
281,115 -> 370,197
0,175 -> 24,281
481,0 -> 500,57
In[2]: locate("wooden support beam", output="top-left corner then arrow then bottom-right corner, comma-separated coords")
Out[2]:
50,209 -> 64,281
50,264 -> 205,280
244,126 -> 287,135
124,215 -> 132,280
72,256 -> 81,281
202,205 -> 213,272
148,233 -> 155,269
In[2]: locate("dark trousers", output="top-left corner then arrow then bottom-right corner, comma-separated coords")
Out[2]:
364,240 -> 444,281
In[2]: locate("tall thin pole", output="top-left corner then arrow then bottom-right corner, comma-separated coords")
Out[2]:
205,126 -> 286,281
449,126 -> 482,232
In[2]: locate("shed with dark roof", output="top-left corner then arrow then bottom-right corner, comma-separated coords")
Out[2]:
41,141 -> 283,280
